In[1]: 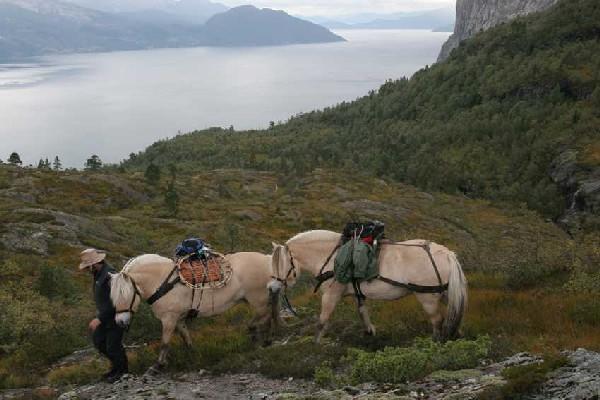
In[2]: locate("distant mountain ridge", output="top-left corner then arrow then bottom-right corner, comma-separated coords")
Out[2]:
202,5 -> 344,46
311,8 -> 455,30
65,0 -> 229,24
0,1 -> 343,60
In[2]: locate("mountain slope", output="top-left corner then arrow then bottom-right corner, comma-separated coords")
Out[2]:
200,5 -> 345,46
1,165 -> 593,388
0,0 -> 203,59
124,0 -> 600,227
66,0 -> 229,24
438,0 -> 559,61
338,8 -> 455,30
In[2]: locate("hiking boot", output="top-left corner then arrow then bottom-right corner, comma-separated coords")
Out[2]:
101,370 -> 115,381
105,372 -> 124,384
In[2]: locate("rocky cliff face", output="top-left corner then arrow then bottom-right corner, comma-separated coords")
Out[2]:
438,0 -> 559,61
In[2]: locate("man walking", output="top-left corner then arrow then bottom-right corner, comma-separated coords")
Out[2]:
79,248 -> 128,383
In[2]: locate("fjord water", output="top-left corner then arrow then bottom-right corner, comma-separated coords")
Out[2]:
0,30 -> 449,167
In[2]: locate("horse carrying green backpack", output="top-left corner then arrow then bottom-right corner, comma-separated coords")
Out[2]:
334,221 -> 384,284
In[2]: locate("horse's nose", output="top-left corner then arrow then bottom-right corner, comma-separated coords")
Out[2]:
115,313 -> 131,328
267,279 -> 283,294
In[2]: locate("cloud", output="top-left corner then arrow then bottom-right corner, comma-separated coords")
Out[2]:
219,0 -> 456,17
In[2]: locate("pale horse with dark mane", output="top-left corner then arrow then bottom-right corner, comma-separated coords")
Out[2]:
269,230 -> 467,342
109,253 -> 278,370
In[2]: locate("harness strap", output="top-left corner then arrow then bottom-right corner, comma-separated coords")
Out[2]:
147,265 -> 180,305
312,243 -> 341,293
313,270 -> 335,293
377,276 -> 449,293
352,279 -> 366,307
311,240 -> 448,294
116,275 -> 142,314
423,242 -> 443,287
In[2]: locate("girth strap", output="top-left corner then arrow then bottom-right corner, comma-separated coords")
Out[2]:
377,276 -> 448,293
147,265 -> 180,305
313,270 -> 335,293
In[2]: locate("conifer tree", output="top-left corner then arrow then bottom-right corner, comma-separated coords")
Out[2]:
164,182 -> 179,216
84,155 -> 102,171
53,156 -> 62,171
144,163 -> 161,186
8,152 -> 22,166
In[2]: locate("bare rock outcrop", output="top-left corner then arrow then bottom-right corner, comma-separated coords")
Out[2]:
438,0 -> 559,61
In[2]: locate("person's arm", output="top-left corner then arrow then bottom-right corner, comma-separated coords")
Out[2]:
89,318 -> 101,331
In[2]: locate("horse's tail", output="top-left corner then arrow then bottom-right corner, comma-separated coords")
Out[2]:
443,251 -> 468,340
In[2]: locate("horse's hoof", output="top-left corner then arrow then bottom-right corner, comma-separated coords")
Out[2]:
145,364 -> 163,376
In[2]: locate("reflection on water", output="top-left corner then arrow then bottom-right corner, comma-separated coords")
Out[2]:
0,63 -> 82,88
0,30 -> 450,167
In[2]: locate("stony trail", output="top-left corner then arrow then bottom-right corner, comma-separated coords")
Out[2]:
2,349 -> 599,400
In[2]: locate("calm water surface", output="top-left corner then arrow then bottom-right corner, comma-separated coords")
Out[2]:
0,30 -> 449,167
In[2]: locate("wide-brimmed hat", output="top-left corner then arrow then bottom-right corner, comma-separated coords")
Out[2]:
78,248 -> 106,270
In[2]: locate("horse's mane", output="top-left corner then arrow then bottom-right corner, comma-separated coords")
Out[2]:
287,230 -> 340,245
122,254 -> 171,274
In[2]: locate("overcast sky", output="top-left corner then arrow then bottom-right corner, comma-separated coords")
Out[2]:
219,0 -> 456,17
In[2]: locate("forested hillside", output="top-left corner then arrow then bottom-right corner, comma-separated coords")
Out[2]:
124,0 -> 600,224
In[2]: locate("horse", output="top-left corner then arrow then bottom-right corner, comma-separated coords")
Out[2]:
110,252 -> 278,370
268,230 -> 467,343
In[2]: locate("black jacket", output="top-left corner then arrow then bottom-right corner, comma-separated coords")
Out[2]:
94,262 -> 117,324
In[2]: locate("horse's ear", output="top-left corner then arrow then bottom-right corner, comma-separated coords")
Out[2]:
272,242 -> 279,250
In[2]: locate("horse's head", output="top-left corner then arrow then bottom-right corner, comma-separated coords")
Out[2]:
110,272 -> 142,329
268,242 -> 297,294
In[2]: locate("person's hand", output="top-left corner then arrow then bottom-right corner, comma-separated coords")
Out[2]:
88,318 -> 101,332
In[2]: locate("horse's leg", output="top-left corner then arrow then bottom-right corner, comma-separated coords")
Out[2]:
151,315 -> 178,372
245,292 -> 272,345
176,320 -> 192,347
316,283 -> 345,344
357,301 -> 376,336
247,315 -> 259,342
415,293 -> 444,342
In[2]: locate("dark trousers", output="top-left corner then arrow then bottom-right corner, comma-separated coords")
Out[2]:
92,321 -> 128,374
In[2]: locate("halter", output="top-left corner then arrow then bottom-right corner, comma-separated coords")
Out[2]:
270,245 -> 299,316
271,245 -> 297,288
115,274 -> 142,315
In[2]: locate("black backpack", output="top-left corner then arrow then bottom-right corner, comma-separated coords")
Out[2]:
341,221 -> 385,243
175,238 -> 207,259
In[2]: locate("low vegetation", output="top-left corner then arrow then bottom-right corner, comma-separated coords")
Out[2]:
478,354 -> 569,399
346,336 -> 491,384
0,165 -> 598,395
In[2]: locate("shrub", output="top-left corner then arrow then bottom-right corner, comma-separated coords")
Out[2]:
568,297 -> 600,326
565,268 -> 600,293
504,263 -> 555,290
314,361 -> 342,387
478,354 -> 569,399
254,340 -> 346,379
348,336 -> 491,384
36,265 -> 79,302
